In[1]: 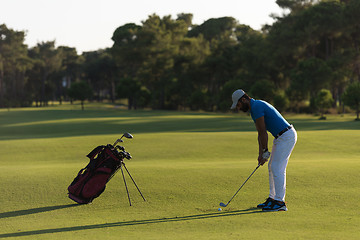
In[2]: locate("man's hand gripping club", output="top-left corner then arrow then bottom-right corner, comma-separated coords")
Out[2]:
258,149 -> 271,166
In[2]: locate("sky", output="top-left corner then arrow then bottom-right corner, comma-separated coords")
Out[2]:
0,0 -> 285,54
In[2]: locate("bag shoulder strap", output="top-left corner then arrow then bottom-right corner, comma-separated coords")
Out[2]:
87,145 -> 105,160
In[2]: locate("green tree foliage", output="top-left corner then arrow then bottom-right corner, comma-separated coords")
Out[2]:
188,17 -> 237,42
112,23 -> 144,109
315,89 -> 334,119
276,0 -> 316,12
171,34 -> 210,110
343,0 -> 360,81
188,17 -> 238,110
28,41 -> 62,106
342,81 -> 360,120
293,1 -> 343,59
135,14 -> 188,109
0,24 -> 32,107
234,25 -> 269,85
249,79 -> 276,103
112,14 -> 211,110
218,79 -> 247,111
68,81 -> 93,110
273,92 -> 290,113
57,46 -> 82,104
116,77 -> 151,109
269,1 -> 354,109
2,0 -> 360,114
290,57 -> 332,100
81,49 -> 117,103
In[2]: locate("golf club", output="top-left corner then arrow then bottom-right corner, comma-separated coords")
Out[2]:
113,132 -> 133,146
219,163 -> 261,207
123,132 -> 133,139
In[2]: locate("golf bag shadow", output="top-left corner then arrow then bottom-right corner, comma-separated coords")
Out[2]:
67,133 -> 146,205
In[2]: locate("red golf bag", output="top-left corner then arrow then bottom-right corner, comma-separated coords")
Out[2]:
68,145 -> 123,204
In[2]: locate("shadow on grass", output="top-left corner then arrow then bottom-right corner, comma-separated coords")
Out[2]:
1,109 -> 359,141
0,208 -> 262,238
0,204 -> 79,219
0,110 -> 252,140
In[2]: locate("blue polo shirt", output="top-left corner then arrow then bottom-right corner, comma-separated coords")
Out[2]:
250,99 -> 290,137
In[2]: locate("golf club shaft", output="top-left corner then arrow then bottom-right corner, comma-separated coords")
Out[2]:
113,134 -> 125,146
113,139 -> 120,147
224,164 -> 261,206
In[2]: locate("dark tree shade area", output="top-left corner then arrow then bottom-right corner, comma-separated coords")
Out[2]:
1,0 -> 359,114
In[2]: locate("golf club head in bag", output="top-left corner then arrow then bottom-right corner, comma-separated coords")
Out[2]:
113,132 -> 134,147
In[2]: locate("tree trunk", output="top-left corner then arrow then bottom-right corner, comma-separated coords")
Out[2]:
325,37 -> 330,60
111,80 -> 116,103
0,65 -> 4,108
41,70 -> 48,107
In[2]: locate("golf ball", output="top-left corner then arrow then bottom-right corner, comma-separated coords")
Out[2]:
218,208 -> 222,211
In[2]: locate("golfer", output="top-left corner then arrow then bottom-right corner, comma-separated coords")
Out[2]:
230,89 -> 297,211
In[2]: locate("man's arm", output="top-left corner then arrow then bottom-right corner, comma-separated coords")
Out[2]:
255,116 -> 269,165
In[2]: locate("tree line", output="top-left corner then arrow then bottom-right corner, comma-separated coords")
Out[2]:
0,0 -> 359,117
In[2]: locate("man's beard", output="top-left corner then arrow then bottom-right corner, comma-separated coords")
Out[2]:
240,103 -> 249,112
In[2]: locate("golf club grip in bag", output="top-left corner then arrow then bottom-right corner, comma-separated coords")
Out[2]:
68,145 -> 122,204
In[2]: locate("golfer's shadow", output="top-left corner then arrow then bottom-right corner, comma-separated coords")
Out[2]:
0,207 -> 262,238
0,204 -> 78,219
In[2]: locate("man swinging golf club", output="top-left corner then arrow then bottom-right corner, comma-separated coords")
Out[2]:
231,89 -> 297,211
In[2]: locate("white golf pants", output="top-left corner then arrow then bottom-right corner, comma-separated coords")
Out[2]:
268,127 -> 297,202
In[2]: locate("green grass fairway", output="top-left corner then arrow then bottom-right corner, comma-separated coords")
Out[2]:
0,105 -> 359,239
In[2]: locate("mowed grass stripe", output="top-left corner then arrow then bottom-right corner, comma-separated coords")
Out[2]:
0,106 -> 359,239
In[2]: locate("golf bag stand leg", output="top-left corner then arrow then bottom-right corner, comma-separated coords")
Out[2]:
122,163 -> 146,202
120,163 -> 132,206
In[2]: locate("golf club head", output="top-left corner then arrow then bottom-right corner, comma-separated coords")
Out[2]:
113,139 -> 124,146
122,132 -> 133,139
219,202 -> 227,207
123,151 -> 132,159
116,146 -> 125,151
